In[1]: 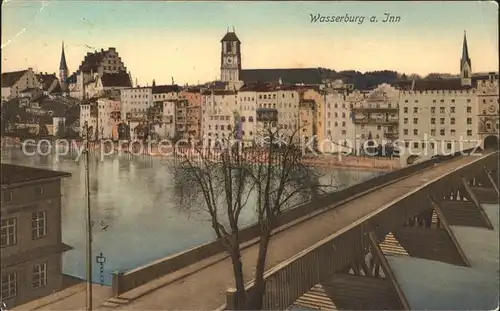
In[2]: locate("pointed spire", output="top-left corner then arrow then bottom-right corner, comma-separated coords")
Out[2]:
152,79 -> 156,87
59,41 -> 68,71
462,30 -> 470,62
232,26 -> 235,32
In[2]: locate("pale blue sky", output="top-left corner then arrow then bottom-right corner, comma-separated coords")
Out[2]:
2,1 -> 498,85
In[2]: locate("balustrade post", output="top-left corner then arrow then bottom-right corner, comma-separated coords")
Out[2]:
112,271 -> 124,296
226,287 -> 237,310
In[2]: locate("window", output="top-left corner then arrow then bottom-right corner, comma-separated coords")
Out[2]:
404,107 -> 408,113
342,121 -> 346,127
450,118 -> 455,125
430,142 -> 435,149
467,118 -> 472,124
1,272 -> 17,299
413,142 -> 419,148
34,185 -> 43,196
413,129 -> 418,135
451,129 -> 456,135
2,191 -> 12,203
405,142 -> 409,148
440,107 -> 445,113
467,130 -> 472,136
32,211 -> 47,240
32,263 -> 47,289
404,129 -> 408,135
467,106 -> 472,113
431,107 -> 436,113
440,118 -> 445,124
431,129 -> 436,136
450,107 -> 455,113
404,118 -> 408,124
431,118 -> 436,124
413,118 -> 418,124
447,143 -> 452,149
1,218 -> 16,247
411,107 -> 418,114
440,129 -> 445,136
341,130 -> 346,135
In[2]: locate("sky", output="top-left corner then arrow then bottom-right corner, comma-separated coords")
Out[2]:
1,1 -> 499,86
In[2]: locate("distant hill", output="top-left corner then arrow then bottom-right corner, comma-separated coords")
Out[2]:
319,69 -> 405,90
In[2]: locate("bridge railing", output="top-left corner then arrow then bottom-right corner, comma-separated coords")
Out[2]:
110,148 -> 481,295
226,225 -> 366,310
221,150 -> 498,310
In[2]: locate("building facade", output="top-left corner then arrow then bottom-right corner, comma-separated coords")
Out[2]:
201,89 -> 238,143
1,69 -> 40,102
1,164 -> 72,308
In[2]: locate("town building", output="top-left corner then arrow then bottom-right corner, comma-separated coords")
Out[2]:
1,164 -> 72,308
67,47 -> 130,100
201,89 -> 239,144
160,99 -> 176,139
1,69 -> 40,102
79,99 -> 98,139
323,90 -> 355,153
393,31 -> 499,165
97,95 -> 121,140
180,88 -> 202,139
351,83 -> 400,151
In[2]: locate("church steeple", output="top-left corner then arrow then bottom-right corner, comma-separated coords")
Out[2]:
460,31 -> 472,86
59,41 -> 69,92
59,41 -> 68,71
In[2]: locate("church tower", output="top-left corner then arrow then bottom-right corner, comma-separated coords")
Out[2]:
220,28 -> 241,82
460,31 -> 472,86
59,41 -> 69,92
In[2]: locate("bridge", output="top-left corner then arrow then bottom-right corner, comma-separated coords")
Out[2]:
96,150 -> 498,310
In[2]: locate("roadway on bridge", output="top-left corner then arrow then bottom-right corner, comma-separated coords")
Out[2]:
115,155 -> 479,310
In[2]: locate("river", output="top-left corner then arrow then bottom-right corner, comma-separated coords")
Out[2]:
1,147 -> 383,285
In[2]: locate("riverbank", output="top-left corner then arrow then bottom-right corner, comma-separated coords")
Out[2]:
1,137 -> 398,171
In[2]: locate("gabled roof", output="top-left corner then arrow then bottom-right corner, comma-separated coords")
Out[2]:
1,70 -> 28,87
152,84 -> 181,94
36,73 -> 58,91
100,72 -> 132,88
240,68 -> 324,85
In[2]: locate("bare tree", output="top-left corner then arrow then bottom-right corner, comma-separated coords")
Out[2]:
171,127 -> 332,309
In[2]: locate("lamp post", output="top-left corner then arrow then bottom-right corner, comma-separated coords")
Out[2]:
84,121 -> 93,311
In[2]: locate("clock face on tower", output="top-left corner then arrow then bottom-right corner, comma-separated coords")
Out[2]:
225,57 -> 233,64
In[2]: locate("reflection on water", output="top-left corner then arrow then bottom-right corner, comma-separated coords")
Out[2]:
1,148 -> 383,284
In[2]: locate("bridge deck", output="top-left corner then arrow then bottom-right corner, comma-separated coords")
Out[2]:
115,155 -> 478,310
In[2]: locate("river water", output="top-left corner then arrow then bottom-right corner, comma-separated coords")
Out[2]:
1,147 -> 383,285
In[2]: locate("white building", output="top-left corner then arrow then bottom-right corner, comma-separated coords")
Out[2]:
97,97 -> 121,140
324,90 -> 355,153
120,86 -> 153,122
79,100 -> 97,139
201,89 -> 239,143
1,68 -> 40,102
393,32 -> 499,165
160,100 -> 176,139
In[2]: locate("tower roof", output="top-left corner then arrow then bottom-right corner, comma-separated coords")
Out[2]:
221,32 -> 240,43
461,31 -> 471,63
60,41 -> 68,71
